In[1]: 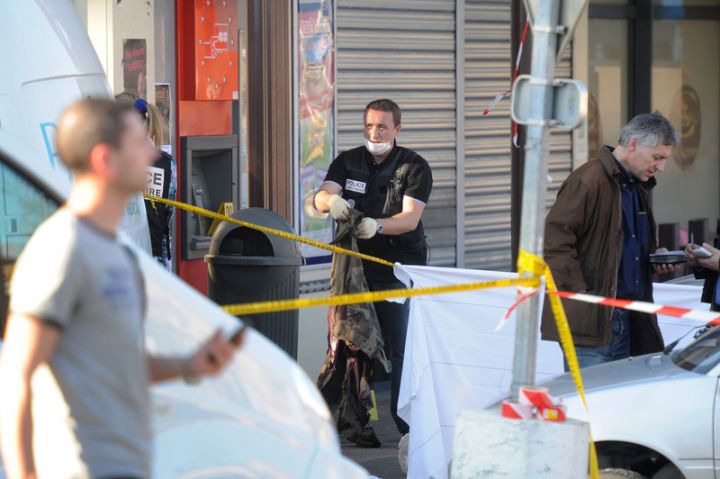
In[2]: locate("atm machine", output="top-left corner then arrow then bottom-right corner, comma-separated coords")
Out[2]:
180,134 -> 239,261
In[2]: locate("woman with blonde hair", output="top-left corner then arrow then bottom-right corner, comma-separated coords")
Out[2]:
116,92 -> 177,269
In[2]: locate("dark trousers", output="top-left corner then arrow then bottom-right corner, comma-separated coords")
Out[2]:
369,280 -> 410,435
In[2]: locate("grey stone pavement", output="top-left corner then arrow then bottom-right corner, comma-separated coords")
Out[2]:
341,381 -> 406,479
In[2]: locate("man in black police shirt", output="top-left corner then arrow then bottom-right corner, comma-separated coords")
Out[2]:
315,99 -> 433,437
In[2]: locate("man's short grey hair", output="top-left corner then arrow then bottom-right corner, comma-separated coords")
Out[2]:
618,112 -> 679,148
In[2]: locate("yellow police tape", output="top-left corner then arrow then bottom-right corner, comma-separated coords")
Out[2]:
147,194 -> 600,475
223,277 -> 540,316
144,195 -> 394,267
518,249 -> 600,479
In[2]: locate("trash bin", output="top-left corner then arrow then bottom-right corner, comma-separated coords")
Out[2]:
205,208 -> 303,358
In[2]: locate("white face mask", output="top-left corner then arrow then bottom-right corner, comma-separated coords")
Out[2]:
365,140 -> 392,156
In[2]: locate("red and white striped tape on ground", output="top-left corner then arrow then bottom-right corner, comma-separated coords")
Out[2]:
550,290 -> 720,325
502,387 -> 568,422
519,386 -> 556,409
501,400 -> 534,420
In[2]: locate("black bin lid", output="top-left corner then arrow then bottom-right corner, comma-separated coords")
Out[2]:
206,208 -> 302,264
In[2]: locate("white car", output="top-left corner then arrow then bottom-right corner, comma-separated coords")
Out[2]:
543,325 -> 719,479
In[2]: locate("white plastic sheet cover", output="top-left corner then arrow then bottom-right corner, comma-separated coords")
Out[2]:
394,265 -> 704,479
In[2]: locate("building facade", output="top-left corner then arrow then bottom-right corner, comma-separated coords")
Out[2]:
69,0 -> 719,375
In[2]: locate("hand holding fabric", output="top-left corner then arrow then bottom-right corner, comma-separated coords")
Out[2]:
327,194 -> 351,221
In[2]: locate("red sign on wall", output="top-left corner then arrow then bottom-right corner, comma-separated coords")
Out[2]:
193,0 -> 239,101
123,39 -> 147,98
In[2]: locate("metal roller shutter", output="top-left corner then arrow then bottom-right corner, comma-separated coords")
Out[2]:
336,0 -> 457,266
464,0 -> 513,270
463,0 -> 573,270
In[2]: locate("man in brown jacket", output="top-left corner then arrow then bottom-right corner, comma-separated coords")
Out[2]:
542,112 -> 678,368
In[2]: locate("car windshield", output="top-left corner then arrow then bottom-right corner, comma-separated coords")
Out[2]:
672,326 -> 720,374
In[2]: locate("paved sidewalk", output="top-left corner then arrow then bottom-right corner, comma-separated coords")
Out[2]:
341,381 -> 405,479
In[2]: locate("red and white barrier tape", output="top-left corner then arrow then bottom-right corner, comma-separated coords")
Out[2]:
519,385 -> 556,409
482,18 -> 530,137
514,21 -> 529,77
502,386 -> 567,422
496,287 -> 539,332
496,287 -> 720,331
501,400 -> 534,420
550,290 -> 720,325
511,20 -> 530,148
483,90 -> 511,116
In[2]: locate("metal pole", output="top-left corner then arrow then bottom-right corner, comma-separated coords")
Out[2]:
510,0 -> 562,398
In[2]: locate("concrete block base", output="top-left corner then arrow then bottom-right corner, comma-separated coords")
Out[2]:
451,409 -> 590,478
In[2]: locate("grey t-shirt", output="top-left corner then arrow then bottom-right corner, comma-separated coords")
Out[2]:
10,209 -> 151,478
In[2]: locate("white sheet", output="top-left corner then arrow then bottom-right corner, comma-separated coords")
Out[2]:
395,265 -> 706,479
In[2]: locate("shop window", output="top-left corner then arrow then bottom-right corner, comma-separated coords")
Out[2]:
651,18 -> 720,238
588,0 -> 719,248
588,19 -> 630,159
0,158 -> 58,337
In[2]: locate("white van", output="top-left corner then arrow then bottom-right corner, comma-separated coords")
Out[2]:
0,1 -> 366,478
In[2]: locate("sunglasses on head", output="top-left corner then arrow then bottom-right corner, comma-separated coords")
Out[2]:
134,98 -> 148,118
